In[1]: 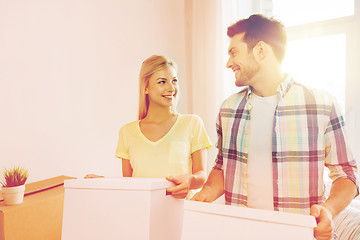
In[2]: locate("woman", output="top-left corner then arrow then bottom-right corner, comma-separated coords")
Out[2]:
87,55 -> 212,199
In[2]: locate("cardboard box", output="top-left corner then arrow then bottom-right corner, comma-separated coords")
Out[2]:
0,175 -> 75,240
62,178 -> 184,240
182,200 -> 317,240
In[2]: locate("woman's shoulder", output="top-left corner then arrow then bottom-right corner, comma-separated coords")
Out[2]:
179,113 -> 202,120
119,120 -> 140,132
178,114 -> 204,125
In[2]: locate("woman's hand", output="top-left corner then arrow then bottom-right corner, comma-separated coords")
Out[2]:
166,149 -> 208,199
84,174 -> 104,179
166,175 -> 192,199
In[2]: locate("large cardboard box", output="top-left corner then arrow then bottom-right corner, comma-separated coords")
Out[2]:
62,178 -> 184,240
182,200 -> 317,240
0,175 -> 74,240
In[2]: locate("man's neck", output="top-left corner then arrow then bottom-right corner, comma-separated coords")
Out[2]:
251,71 -> 285,97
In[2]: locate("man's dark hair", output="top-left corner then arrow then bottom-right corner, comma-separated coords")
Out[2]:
227,14 -> 287,63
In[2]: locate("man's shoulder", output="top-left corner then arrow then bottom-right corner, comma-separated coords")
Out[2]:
221,87 -> 248,109
289,82 -> 336,105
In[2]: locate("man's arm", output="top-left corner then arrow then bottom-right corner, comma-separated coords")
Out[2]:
322,177 -> 357,217
191,168 -> 225,202
311,178 -> 357,240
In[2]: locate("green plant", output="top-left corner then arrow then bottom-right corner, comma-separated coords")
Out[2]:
0,166 -> 29,187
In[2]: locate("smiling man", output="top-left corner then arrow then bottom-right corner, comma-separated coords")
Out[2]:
192,14 -> 359,240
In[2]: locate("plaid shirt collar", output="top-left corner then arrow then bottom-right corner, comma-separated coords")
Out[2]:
243,74 -> 294,109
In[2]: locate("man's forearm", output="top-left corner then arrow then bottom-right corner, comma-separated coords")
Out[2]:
322,177 -> 357,218
202,168 -> 225,201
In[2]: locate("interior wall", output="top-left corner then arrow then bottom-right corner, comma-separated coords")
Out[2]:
184,0 -> 224,173
0,0 -> 187,182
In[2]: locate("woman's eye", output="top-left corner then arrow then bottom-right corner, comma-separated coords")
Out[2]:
172,79 -> 178,84
158,80 -> 165,84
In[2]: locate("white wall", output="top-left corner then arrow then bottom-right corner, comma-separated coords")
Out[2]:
0,0 -> 187,182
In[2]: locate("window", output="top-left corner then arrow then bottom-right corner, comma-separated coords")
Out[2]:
273,0 -> 355,111
283,34 -> 346,110
271,0 -> 360,176
273,0 -> 354,26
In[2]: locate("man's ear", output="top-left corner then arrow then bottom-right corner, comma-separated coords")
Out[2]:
253,41 -> 267,61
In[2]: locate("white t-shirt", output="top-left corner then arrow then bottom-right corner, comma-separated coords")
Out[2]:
247,93 -> 278,210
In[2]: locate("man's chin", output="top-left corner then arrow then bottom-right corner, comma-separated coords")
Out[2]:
235,81 -> 245,87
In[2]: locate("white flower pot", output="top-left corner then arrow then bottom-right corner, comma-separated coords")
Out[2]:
1,184 -> 25,205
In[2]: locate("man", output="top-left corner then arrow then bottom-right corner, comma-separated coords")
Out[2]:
192,14 -> 359,240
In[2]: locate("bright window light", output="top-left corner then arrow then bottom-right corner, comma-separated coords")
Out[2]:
282,34 -> 346,110
272,0 -> 354,26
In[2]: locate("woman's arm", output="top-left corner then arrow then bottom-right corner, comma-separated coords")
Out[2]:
122,158 -> 133,177
189,148 -> 207,189
166,148 -> 207,199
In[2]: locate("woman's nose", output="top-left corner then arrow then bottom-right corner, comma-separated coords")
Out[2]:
166,82 -> 175,92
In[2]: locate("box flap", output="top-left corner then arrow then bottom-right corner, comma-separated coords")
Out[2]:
184,200 -> 317,228
64,177 -> 174,190
0,175 -> 76,202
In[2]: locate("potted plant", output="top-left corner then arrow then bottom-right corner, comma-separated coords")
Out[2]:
0,166 -> 29,205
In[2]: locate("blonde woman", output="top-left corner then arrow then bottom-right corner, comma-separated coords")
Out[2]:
87,55 -> 211,199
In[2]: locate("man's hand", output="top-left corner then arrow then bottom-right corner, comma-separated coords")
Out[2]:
191,186 -> 215,202
310,204 -> 334,240
310,178 -> 358,239
191,168 -> 225,202
166,175 -> 192,199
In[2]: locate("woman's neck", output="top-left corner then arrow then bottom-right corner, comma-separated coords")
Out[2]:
143,106 -> 177,123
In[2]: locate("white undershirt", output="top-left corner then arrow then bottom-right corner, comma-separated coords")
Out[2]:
247,93 -> 278,210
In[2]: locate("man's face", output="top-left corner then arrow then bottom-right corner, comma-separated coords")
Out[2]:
226,33 -> 260,87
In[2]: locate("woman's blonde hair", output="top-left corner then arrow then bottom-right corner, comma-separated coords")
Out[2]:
138,55 -> 177,120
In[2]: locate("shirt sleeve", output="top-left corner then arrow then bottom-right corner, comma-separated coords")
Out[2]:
115,125 -> 130,160
325,98 -> 359,195
213,111 -> 224,171
190,115 -> 212,154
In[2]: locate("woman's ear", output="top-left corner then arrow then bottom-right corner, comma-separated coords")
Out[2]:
145,88 -> 149,94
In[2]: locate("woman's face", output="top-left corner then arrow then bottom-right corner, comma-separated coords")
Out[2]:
146,66 -> 179,108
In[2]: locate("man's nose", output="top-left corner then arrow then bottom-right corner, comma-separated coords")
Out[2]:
226,57 -> 232,68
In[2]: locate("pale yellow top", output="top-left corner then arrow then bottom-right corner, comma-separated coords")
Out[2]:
115,114 -> 212,177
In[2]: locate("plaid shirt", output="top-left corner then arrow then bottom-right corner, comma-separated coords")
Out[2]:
214,75 -> 359,215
